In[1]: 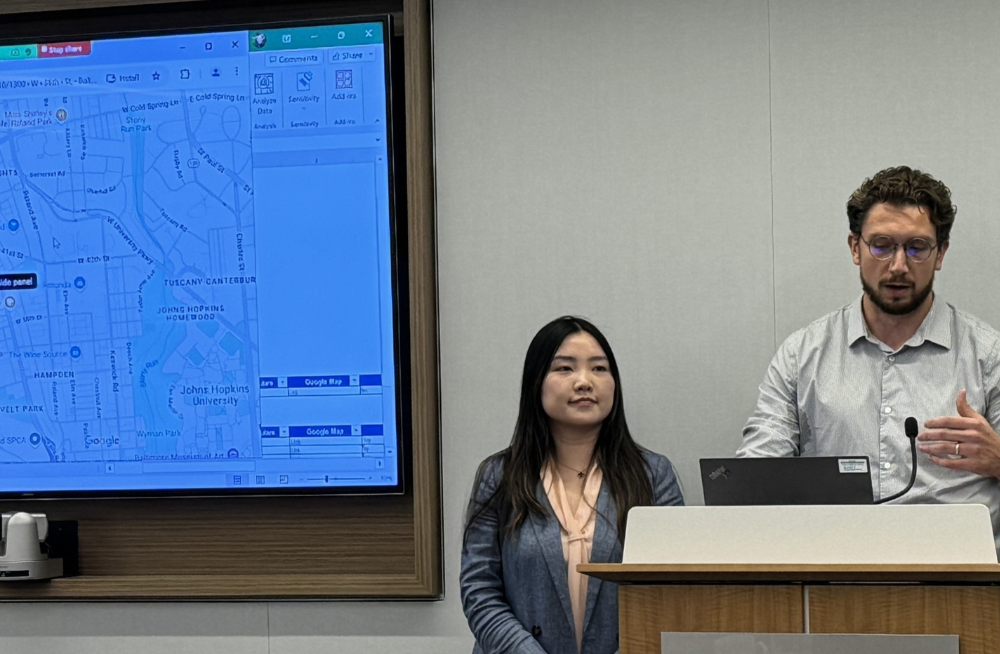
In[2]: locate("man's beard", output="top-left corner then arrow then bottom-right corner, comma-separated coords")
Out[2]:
861,272 -> 934,316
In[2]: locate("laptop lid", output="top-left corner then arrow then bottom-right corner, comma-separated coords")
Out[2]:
700,457 -> 874,506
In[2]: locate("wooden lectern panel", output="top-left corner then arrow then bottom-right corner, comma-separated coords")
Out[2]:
809,586 -> 1000,654
619,585 -> 803,654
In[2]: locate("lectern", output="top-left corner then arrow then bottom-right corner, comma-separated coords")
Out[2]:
579,505 -> 1000,654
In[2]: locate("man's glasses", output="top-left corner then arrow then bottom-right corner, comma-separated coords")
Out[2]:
859,235 -> 938,263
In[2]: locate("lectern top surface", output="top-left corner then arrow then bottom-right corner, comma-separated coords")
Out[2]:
578,562 -> 1000,584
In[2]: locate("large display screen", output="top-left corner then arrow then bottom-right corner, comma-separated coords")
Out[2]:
0,16 -> 403,496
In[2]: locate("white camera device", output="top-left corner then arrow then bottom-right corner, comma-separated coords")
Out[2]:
0,512 -> 64,580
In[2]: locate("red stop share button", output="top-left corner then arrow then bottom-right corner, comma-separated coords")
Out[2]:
38,42 -> 92,58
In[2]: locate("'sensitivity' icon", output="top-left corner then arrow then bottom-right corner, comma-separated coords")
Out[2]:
297,71 -> 313,91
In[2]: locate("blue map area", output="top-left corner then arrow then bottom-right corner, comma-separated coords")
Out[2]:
0,83 -> 259,466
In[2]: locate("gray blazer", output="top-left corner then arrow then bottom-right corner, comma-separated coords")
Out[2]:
460,451 -> 684,654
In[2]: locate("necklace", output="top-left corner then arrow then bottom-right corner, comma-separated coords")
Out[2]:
555,459 -> 587,479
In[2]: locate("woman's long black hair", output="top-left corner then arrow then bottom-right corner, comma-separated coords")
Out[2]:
464,316 -> 653,544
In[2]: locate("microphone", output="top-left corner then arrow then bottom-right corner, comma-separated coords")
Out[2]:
874,416 -> 919,505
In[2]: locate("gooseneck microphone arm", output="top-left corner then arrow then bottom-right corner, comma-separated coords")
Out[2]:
875,416 -> 920,505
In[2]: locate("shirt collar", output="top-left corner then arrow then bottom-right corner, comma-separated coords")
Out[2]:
847,293 -> 953,350
847,296 -> 869,346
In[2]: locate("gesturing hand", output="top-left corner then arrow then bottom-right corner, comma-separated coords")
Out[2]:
917,390 -> 1000,479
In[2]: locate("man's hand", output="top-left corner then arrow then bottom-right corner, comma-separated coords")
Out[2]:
917,390 -> 1000,478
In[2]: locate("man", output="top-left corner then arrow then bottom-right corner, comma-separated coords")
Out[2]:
739,166 -> 1000,550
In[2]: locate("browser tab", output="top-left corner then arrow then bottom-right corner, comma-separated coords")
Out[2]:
0,44 -> 38,61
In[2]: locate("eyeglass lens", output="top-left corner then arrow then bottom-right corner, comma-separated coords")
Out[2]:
868,237 -> 934,262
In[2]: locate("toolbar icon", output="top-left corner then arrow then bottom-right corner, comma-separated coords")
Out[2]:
254,72 -> 274,95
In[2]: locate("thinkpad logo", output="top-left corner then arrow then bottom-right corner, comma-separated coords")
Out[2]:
708,465 -> 730,481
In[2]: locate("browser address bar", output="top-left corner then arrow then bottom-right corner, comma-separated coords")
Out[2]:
0,76 -> 79,90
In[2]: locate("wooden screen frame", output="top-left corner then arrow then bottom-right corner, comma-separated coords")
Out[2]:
0,0 -> 440,600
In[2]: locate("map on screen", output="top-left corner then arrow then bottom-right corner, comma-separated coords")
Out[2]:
0,19 -> 401,494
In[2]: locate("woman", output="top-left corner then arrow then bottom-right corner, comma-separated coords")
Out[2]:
461,316 -> 684,654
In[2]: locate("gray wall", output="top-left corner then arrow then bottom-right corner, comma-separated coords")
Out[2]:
7,0 -> 1000,651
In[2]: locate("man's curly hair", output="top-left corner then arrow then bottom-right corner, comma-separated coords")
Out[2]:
847,166 -> 956,244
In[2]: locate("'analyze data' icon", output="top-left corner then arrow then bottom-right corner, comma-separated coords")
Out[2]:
255,72 -> 274,95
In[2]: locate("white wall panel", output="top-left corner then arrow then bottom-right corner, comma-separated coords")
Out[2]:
0,603 -> 269,654
770,0 -> 1000,339
435,0 -> 774,517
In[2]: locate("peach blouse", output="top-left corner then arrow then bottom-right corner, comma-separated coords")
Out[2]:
541,460 -> 603,652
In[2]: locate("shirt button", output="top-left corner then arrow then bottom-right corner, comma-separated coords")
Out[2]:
882,462 -> 891,470
883,406 -> 892,414
888,356 -> 895,362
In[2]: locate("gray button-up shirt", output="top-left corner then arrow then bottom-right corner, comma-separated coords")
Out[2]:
739,295 -> 1000,551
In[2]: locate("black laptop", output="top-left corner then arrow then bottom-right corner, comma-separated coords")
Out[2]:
700,457 -> 875,505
